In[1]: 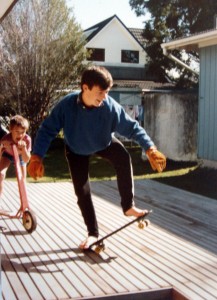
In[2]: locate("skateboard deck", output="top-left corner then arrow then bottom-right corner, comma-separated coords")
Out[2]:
89,210 -> 152,253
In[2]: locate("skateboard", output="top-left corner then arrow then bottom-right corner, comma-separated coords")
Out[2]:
89,210 -> 152,254
0,144 -> 37,233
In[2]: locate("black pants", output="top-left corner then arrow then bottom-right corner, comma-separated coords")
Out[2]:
65,136 -> 134,237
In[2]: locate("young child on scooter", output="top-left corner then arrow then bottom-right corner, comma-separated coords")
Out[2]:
0,115 -> 32,197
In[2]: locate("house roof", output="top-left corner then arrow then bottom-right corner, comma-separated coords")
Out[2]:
84,14 -> 146,50
83,15 -> 172,88
113,79 -> 175,91
0,0 -> 18,22
161,28 -> 217,52
128,28 -> 146,46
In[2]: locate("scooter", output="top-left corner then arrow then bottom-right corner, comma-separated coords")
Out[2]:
0,144 -> 37,233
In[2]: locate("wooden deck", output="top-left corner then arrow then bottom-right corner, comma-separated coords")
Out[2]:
1,178 -> 217,300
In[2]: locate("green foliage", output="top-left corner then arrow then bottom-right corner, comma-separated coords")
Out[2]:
0,0 -> 89,137
129,0 -> 217,87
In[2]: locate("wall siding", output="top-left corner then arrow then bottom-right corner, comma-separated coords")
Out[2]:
199,45 -> 217,161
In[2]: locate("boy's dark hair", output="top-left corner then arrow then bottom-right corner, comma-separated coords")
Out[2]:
9,115 -> 29,131
81,66 -> 113,90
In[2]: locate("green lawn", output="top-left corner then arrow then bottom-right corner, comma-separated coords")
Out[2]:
6,138 -> 217,200
6,137 -> 198,183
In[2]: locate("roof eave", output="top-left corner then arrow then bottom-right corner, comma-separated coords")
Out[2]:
161,30 -> 217,52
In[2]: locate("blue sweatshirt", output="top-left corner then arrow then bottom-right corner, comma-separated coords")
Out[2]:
33,92 -> 154,157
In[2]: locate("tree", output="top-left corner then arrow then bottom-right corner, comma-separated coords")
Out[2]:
129,0 -> 217,87
0,0 -> 89,137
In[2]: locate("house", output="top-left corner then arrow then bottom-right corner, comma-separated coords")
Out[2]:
161,28 -> 217,165
84,14 -> 148,81
83,15 -> 172,107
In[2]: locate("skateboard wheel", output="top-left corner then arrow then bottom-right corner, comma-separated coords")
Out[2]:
145,220 -> 150,227
95,247 -> 101,254
138,221 -> 145,229
94,243 -> 105,254
138,219 -> 150,229
23,210 -> 37,233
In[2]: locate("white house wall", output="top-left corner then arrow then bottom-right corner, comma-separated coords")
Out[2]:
85,18 -> 147,67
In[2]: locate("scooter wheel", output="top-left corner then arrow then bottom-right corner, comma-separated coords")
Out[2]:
23,210 -> 37,233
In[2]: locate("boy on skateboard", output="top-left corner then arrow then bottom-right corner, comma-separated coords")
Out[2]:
27,66 -> 166,249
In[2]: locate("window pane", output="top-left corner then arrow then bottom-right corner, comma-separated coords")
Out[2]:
121,50 -> 139,63
87,48 -> 105,61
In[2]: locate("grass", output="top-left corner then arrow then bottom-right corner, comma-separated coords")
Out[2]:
6,137 -> 217,200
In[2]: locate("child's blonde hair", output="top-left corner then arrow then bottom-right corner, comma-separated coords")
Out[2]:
9,115 -> 29,131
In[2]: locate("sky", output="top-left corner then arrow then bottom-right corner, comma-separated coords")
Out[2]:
67,0 -> 149,29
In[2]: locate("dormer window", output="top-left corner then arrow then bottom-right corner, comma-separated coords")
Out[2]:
121,50 -> 139,63
87,48 -> 105,61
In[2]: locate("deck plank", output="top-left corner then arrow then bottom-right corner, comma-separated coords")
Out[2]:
1,179 -> 217,299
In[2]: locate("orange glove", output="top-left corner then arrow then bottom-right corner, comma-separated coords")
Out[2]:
27,154 -> 44,180
146,147 -> 166,173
